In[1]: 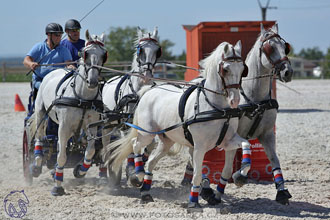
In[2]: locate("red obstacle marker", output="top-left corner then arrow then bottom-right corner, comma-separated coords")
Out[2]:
14,94 -> 26,112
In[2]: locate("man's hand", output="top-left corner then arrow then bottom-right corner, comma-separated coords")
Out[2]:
23,56 -> 38,70
29,62 -> 39,70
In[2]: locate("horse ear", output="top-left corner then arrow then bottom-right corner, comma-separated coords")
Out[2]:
99,33 -> 105,43
272,23 -> 279,34
234,40 -> 242,55
137,26 -> 143,39
260,23 -> 265,34
224,44 -> 229,54
85,29 -> 90,41
152,27 -> 158,38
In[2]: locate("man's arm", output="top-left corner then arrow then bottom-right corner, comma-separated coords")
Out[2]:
23,56 -> 38,70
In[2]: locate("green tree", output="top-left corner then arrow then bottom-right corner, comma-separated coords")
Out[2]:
176,50 -> 186,61
105,26 -> 137,62
298,47 -> 324,60
105,26 -> 178,62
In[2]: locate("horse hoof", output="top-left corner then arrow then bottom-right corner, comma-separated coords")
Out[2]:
276,189 -> 292,205
129,174 -> 142,187
187,202 -> 203,212
73,165 -> 86,178
181,178 -> 192,187
232,171 -> 248,187
140,194 -> 154,204
51,186 -> 65,196
200,187 -> 221,205
29,164 -> 42,178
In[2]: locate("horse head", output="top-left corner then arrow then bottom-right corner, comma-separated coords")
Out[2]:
135,26 -> 162,83
82,29 -> 108,89
202,41 -> 246,108
260,23 -> 293,82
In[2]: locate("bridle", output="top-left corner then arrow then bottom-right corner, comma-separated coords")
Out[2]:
79,40 -> 108,81
218,47 -> 248,93
136,37 -> 162,73
259,33 -> 291,75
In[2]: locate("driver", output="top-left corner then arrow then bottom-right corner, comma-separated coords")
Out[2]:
61,19 -> 85,63
23,23 -> 74,92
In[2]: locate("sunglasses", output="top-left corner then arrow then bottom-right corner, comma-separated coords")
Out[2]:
70,29 -> 80,32
53,33 -> 62,37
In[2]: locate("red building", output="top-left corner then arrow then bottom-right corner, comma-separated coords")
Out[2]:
183,21 -> 276,81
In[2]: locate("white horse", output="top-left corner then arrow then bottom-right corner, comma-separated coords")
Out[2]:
103,41 -> 250,210
100,27 -> 161,184
183,23 -> 293,205
232,23 -> 293,204
31,30 -> 107,196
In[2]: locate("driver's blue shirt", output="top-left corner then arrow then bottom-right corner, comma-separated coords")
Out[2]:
60,38 -> 85,62
27,40 -> 72,89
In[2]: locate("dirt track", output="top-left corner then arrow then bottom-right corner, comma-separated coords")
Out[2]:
0,80 -> 329,220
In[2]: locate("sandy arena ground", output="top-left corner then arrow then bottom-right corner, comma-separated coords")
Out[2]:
0,80 -> 329,220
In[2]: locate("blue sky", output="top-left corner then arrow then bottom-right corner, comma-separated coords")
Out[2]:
1,0 -> 330,57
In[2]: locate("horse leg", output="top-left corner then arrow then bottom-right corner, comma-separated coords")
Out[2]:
126,140 -> 155,182
140,136 -> 174,203
181,147 -> 194,186
188,146 -> 207,211
30,101 -> 46,177
74,127 -> 97,178
259,130 -> 292,205
51,125 -> 71,196
130,133 -> 155,187
200,148 -> 237,205
229,134 -> 252,187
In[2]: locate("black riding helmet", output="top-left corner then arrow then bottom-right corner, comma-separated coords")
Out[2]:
65,19 -> 81,31
45,23 -> 64,35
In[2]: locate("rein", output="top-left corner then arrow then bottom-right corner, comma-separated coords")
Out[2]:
93,64 -> 227,96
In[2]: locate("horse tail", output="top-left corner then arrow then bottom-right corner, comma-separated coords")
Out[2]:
137,85 -> 153,98
102,125 -> 138,173
167,143 -> 184,156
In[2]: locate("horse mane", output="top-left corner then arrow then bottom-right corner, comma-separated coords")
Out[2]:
199,42 -> 228,78
245,28 -> 275,61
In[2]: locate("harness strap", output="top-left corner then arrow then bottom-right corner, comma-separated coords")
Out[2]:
74,108 -> 86,141
55,70 -> 75,95
246,112 -> 263,139
114,74 -> 130,105
53,97 -> 104,112
115,94 -> 139,112
241,99 -> 279,138
178,80 -> 204,146
215,117 -> 231,147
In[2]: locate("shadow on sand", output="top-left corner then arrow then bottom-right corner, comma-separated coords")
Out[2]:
279,108 -> 330,113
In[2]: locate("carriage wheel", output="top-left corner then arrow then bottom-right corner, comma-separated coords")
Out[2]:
23,129 -> 33,185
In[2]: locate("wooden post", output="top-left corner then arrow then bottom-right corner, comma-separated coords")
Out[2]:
2,62 -> 6,82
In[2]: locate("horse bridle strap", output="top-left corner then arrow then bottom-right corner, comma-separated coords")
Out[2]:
139,37 -> 159,44
85,40 -> 104,47
220,53 -> 244,90
260,33 -> 290,68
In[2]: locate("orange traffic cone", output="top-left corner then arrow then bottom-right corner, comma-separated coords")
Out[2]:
15,94 -> 26,112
